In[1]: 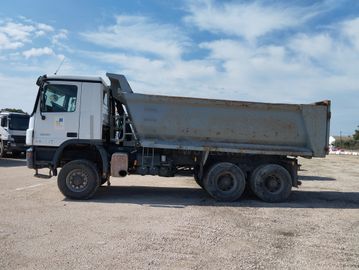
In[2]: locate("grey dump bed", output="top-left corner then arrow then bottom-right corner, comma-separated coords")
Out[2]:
108,74 -> 330,158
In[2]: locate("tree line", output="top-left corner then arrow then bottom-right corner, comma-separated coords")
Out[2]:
0,108 -> 28,114
334,126 -> 359,150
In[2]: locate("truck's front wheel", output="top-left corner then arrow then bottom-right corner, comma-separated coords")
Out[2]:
250,164 -> 292,202
58,160 -> 100,200
204,162 -> 246,201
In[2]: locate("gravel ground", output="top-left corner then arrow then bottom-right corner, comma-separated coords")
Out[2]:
0,155 -> 358,270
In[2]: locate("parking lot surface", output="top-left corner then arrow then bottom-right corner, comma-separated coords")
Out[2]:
0,155 -> 358,270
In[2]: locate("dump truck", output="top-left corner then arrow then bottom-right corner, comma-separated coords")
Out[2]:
26,73 -> 331,202
0,111 -> 30,157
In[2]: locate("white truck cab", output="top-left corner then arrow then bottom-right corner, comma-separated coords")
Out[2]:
0,111 -> 30,157
26,75 -> 109,148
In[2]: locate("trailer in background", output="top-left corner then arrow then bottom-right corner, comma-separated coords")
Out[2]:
0,112 -> 29,157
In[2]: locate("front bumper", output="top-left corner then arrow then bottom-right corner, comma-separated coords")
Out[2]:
3,138 -> 28,154
6,141 -> 28,153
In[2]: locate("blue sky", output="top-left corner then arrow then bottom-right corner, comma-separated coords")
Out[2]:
0,0 -> 358,135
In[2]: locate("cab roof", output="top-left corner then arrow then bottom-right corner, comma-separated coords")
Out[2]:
43,75 -> 107,85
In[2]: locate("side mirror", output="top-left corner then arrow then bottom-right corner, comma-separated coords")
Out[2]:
39,87 -> 47,120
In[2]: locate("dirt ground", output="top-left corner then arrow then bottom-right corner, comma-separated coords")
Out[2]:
0,155 -> 358,270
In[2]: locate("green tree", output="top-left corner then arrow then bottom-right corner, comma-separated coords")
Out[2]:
0,108 -> 28,114
354,126 -> 359,141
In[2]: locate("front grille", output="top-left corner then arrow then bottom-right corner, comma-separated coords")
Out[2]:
12,135 -> 26,144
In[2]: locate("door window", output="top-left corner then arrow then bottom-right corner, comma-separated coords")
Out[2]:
41,84 -> 78,113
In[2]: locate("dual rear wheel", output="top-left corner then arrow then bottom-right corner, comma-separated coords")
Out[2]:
204,162 -> 246,202
200,162 -> 292,202
250,164 -> 292,202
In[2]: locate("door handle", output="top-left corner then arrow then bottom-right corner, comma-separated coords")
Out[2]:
67,132 -> 78,138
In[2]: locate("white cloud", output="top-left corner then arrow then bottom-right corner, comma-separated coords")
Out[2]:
34,24 -> 53,37
57,54 -> 65,61
0,21 -> 35,41
81,50 -> 217,96
289,33 -> 334,58
52,29 -> 68,45
23,47 -> 54,58
341,17 -> 359,50
185,0 -> 328,42
0,32 -> 23,49
199,34 -> 359,101
81,15 -> 189,59
35,30 -> 46,37
36,23 -> 54,32
0,19 -> 64,52
287,19 -> 359,80
0,21 -> 35,49
197,39 -> 315,101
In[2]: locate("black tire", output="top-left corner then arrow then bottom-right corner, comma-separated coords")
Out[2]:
57,160 -> 100,199
194,167 -> 204,188
0,140 -> 6,158
204,162 -> 246,202
250,164 -> 292,203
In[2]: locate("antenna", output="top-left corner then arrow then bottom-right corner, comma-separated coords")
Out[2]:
54,57 -> 65,75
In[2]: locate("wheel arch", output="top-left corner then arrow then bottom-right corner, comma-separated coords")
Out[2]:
52,140 -> 109,177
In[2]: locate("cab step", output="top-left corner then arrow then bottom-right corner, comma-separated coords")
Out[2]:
34,169 -> 52,179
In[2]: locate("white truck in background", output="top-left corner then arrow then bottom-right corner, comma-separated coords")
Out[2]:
26,73 -> 330,202
0,112 -> 30,157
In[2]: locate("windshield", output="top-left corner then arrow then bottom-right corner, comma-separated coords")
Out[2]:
9,115 -> 29,130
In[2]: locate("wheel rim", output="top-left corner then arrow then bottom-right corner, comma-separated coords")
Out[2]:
264,174 -> 283,193
216,172 -> 236,192
66,169 -> 89,192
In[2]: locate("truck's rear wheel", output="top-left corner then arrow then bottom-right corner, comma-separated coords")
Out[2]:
204,162 -> 246,202
250,164 -> 292,202
58,160 -> 100,200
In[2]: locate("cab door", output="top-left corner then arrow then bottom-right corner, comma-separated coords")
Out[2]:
33,81 -> 81,147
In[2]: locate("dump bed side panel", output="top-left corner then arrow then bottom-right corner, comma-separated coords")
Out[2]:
120,93 -> 330,157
